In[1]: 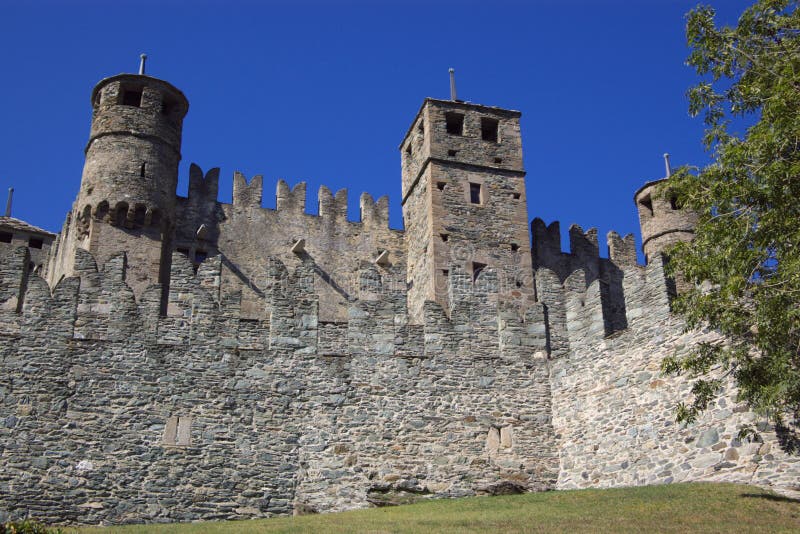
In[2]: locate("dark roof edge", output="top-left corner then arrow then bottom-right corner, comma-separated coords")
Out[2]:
633,177 -> 668,202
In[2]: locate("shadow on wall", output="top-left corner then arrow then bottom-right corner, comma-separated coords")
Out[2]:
776,423 -> 800,455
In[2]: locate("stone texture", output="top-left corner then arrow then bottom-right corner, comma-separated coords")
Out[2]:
0,71 -> 796,527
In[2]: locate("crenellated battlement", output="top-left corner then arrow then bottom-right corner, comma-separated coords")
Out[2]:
531,217 -> 638,280
6,246 -> 541,359
179,163 -> 396,230
187,163 -> 220,203
529,217 -> 672,354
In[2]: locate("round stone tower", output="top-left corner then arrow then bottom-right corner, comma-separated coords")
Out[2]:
52,71 -> 189,299
634,178 -> 698,264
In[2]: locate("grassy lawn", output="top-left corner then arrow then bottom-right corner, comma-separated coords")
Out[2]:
69,483 -> 799,533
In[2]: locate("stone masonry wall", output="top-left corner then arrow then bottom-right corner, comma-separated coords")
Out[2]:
173,164 -> 406,323
550,254 -> 800,491
2,214 -> 799,527
0,247 -> 557,525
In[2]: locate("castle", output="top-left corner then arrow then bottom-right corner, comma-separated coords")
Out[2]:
0,69 -> 797,526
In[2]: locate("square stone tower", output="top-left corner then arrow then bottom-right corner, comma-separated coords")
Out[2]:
400,98 -> 534,322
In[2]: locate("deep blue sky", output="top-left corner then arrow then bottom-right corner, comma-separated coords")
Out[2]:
1,0 -> 752,260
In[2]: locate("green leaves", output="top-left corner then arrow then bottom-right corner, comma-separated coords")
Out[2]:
662,1 -> 800,433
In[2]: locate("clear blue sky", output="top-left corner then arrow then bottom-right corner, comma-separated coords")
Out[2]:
1,0 -> 752,260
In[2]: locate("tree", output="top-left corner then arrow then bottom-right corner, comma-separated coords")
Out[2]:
661,0 -> 800,438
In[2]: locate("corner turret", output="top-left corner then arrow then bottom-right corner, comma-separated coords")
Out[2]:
634,177 -> 697,265
48,69 -> 189,304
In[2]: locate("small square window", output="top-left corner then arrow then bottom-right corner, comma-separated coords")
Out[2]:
445,112 -> 464,135
121,89 -> 143,107
436,181 -> 446,191
448,149 -> 458,157
28,237 -> 43,249
469,182 -> 482,205
441,233 -> 449,242
481,117 -> 499,142
0,232 -> 12,243
639,196 -> 653,216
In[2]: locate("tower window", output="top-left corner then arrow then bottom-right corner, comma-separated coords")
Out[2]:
441,233 -> 449,242
469,182 -> 483,204
669,195 -> 679,210
448,149 -> 458,157
417,121 -> 424,138
121,89 -> 143,107
133,206 -> 146,226
406,143 -> 412,156
481,117 -> 499,142
494,157 -> 503,164
28,237 -> 43,249
0,232 -> 12,243
511,243 -> 519,252
512,192 -> 521,200
639,196 -> 653,216
140,162 -> 146,177
472,262 -> 487,282
445,112 -> 464,135
436,181 -> 446,191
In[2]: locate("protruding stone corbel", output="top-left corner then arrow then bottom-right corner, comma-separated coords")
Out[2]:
374,250 -> 390,266
291,239 -> 306,255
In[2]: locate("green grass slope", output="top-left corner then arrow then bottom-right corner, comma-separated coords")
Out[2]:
73,483 -> 799,534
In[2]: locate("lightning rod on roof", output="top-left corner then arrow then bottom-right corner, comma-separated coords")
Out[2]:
5,188 -> 13,218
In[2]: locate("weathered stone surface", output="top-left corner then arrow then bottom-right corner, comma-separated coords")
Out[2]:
0,71 -> 797,528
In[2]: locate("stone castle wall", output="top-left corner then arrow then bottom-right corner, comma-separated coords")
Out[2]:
3,219 -> 798,526
549,254 -> 799,490
0,245 -> 559,525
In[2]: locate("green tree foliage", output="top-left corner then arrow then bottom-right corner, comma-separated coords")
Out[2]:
661,0 -> 800,435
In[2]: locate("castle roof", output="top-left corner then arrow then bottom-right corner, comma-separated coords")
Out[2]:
0,216 -> 57,237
